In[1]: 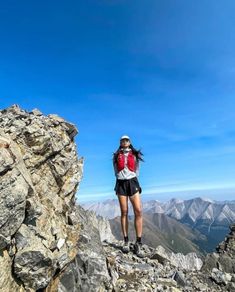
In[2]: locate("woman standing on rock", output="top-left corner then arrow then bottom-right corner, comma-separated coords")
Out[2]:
113,135 -> 145,258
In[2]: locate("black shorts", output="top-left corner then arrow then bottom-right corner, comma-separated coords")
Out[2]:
114,176 -> 142,196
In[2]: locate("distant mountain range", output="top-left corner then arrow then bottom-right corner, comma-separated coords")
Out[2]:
81,196 -> 235,225
109,212 -> 207,256
80,197 -> 235,254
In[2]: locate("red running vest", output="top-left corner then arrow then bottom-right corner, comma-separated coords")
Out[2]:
117,150 -> 136,172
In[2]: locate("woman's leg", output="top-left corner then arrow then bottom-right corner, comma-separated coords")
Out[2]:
129,192 -> 143,238
117,195 -> 129,237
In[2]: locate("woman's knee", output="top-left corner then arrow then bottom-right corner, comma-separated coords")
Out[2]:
134,208 -> 142,217
121,209 -> 128,216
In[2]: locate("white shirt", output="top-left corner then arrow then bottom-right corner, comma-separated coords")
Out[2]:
113,147 -> 140,180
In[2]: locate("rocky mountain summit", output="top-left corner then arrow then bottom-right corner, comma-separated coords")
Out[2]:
0,105 -> 234,292
0,105 -> 83,291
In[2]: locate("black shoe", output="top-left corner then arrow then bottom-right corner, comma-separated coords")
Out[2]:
134,241 -> 145,258
122,241 -> 130,253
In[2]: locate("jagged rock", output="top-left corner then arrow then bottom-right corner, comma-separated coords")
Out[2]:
211,268 -> 232,285
231,224 -> 235,232
75,208 -> 116,243
0,147 -> 29,246
173,270 -> 186,287
0,105 -> 83,291
13,224 -> 55,290
150,245 -> 170,264
48,205 -> 112,292
95,214 -> 116,242
202,223 -> 235,274
170,252 -> 203,271
150,245 -> 203,271
201,252 -> 219,272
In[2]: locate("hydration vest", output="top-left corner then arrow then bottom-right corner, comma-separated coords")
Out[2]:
117,150 -> 136,172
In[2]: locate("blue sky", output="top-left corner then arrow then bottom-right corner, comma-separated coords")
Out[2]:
1,0 -> 235,203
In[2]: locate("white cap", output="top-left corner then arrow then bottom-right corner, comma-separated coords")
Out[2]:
120,135 -> 130,140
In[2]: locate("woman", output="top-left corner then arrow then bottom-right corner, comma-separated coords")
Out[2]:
113,135 -> 145,258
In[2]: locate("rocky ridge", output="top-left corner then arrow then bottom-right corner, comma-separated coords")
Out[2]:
0,105 -> 83,291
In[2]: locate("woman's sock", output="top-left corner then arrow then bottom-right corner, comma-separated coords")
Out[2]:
124,236 -> 129,243
136,236 -> 142,244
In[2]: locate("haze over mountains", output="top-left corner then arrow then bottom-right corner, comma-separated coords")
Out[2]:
81,197 -> 235,222
81,197 -> 235,254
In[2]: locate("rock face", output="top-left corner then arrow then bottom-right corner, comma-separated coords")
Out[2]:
48,205 -> 113,292
203,223 -> 235,274
0,105 -> 83,291
202,223 -> 235,289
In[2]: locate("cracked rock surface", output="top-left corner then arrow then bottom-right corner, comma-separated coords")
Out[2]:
0,105 -> 83,291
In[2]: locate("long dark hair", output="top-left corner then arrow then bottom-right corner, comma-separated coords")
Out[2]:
113,143 -> 144,164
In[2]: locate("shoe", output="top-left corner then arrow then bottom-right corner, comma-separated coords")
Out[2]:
134,241 -> 145,258
122,241 -> 130,253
